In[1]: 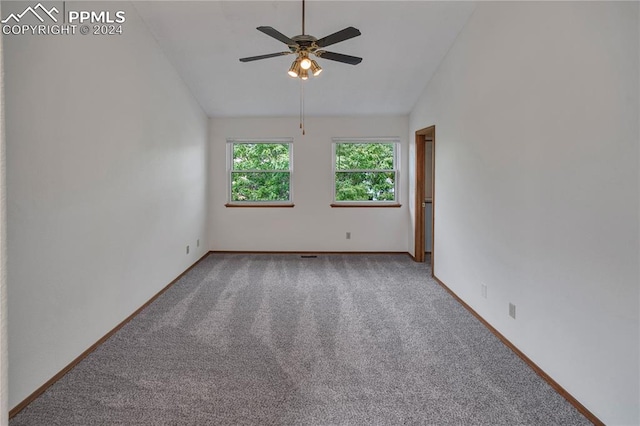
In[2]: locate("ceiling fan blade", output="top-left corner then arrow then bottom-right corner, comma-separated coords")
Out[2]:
315,51 -> 362,65
315,27 -> 361,48
257,26 -> 297,46
239,52 -> 293,62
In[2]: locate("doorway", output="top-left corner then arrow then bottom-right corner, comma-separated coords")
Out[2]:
414,126 -> 435,272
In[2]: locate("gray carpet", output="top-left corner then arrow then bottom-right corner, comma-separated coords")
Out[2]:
11,254 -> 590,425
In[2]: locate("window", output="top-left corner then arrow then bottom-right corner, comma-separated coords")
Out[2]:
227,139 -> 293,206
332,139 -> 399,205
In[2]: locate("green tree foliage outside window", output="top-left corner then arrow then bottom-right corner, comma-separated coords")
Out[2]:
335,143 -> 397,202
231,143 -> 291,202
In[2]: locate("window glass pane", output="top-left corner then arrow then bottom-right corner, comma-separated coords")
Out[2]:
335,143 -> 394,170
335,171 -> 395,201
233,143 -> 290,170
231,172 -> 290,201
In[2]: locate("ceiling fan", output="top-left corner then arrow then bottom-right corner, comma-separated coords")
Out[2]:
239,0 -> 362,80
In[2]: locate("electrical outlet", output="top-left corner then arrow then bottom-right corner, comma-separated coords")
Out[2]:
186,245 -> 190,255
346,232 -> 351,240
197,239 -> 200,247
509,303 -> 516,319
481,283 -> 487,299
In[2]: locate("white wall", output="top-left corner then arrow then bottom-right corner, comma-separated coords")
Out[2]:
0,1 -> 8,423
209,116 -> 409,252
5,2 -> 208,409
409,2 -> 639,424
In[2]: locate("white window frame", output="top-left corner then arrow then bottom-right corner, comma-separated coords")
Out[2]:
226,138 -> 294,206
332,138 -> 400,205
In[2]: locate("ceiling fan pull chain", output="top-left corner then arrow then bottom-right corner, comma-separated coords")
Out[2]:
300,79 -> 305,135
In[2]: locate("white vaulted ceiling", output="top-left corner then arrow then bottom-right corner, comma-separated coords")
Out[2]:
133,1 -> 476,117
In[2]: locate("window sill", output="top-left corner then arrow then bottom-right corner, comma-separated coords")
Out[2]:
330,203 -> 402,208
225,203 -> 295,208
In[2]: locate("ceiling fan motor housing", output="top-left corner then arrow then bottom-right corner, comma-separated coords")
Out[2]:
290,35 -> 319,53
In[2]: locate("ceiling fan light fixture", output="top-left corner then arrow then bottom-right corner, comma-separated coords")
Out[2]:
310,60 -> 322,76
287,60 -> 301,78
239,0 -> 363,134
300,54 -> 312,70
